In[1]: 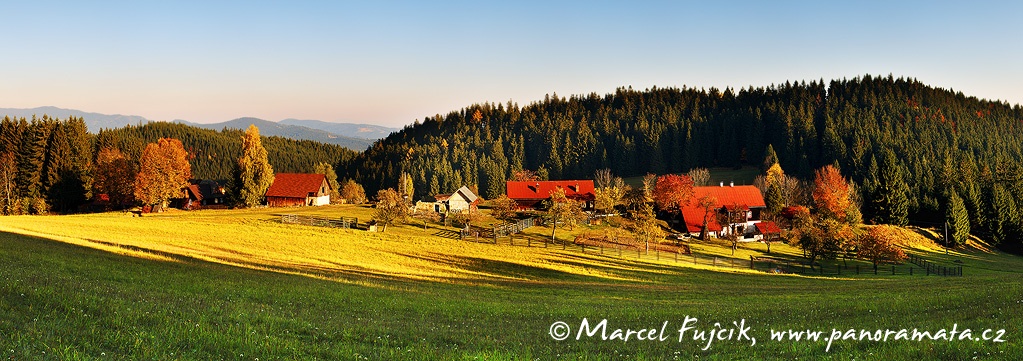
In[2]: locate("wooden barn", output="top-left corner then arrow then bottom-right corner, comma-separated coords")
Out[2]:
265,173 -> 332,207
506,180 -> 595,210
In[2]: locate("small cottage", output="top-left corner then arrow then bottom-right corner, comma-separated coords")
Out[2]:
433,186 -> 479,213
265,173 -> 332,207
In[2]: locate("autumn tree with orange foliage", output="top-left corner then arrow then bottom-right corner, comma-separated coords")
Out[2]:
858,225 -> 908,272
652,174 -> 695,215
93,147 -> 136,207
134,138 -> 191,208
812,165 -> 860,223
787,165 -> 863,268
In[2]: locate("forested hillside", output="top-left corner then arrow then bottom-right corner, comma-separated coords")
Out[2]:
0,117 -> 356,213
95,122 -> 357,180
341,75 -> 1023,248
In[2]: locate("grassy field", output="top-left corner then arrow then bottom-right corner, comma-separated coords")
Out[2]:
1,205 -> 1021,360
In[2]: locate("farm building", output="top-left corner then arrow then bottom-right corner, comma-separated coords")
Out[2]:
432,186 -> 479,213
506,180 -> 595,210
265,173 -> 332,207
680,183 -> 766,240
171,180 -> 227,210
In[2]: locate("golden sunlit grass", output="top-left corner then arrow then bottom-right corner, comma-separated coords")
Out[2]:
3,206 -> 1022,359
0,205 -> 723,285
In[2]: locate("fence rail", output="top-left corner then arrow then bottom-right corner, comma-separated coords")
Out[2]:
456,231 -> 962,277
280,214 -> 359,229
906,254 -> 963,276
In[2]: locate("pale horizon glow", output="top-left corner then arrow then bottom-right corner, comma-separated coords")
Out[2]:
2,1 -> 1021,128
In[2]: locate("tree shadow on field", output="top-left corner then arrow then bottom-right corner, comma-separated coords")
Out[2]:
0,231 -> 427,289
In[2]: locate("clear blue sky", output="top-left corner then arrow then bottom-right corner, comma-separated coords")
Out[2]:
2,1 -> 1020,127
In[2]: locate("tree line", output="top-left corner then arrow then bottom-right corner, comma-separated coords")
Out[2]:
0,117 -> 355,213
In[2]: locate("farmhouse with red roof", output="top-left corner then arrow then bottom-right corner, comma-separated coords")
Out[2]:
265,173 -> 332,207
681,183 -> 767,240
506,180 -> 595,210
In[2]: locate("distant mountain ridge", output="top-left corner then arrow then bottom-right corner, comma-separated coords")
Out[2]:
0,106 -> 399,151
0,106 -> 151,131
175,118 -> 375,151
279,118 -> 396,140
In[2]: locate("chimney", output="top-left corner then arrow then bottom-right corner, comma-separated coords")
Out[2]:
730,181 -> 734,187
719,181 -> 724,187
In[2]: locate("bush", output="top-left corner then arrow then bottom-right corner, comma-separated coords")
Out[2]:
29,198 -> 49,215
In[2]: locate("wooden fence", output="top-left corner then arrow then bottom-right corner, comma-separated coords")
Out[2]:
906,254 -> 963,276
455,230 -> 962,277
280,214 -> 359,229
461,217 -> 538,242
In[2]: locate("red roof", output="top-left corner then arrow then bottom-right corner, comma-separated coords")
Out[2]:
682,206 -> 723,233
755,221 -> 782,234
680,185 -> 764,233
506,180 -> 595,201
184,184 -> 203,201
691,185 -> 765,209
265,173 -> 328,198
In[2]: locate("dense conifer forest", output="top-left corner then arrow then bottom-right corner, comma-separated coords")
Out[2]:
340,75 -> 1023,250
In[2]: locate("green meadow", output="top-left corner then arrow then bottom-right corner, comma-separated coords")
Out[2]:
1,205 -> 1020,360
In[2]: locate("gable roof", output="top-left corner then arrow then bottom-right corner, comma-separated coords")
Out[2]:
265,173 -> 328,198
506,180 -> 595,201
755,221 -> 782,234
183,184 -> 203,201
680,185 -> 765,233
454,185 -> 479,203
690,185 -> 766,209
682,206 -> 723,233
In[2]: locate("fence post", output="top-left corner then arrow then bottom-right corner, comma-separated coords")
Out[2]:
713,257 -> 717,266
750,256 -> 754,269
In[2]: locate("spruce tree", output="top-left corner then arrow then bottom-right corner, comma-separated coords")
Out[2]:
235,125 -> 275,207
945,190 -> 970,247
988,184 -> 1020,246
870,149 -> 909,226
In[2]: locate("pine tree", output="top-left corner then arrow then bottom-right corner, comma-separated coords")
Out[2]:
235,125 -> 275,207
988,184 -> 1019,246
16,118 -> 51,199
945,190 -> 970,247
870,149 -> 909,226
762,144 -> 779,172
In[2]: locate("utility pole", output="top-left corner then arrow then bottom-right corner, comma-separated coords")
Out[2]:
944,221 -> 949,255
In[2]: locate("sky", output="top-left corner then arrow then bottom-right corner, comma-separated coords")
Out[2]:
2,1 -> 1021,128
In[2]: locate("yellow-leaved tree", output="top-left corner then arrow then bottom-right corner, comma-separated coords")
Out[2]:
235,125 -> 274,207
134,138 -> 191,208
